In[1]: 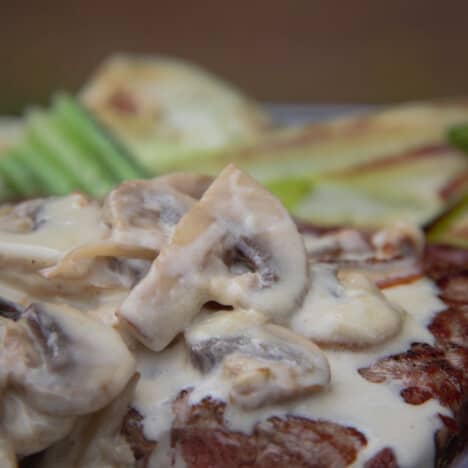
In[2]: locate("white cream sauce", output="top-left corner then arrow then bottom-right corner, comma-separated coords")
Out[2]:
0,186 -> 452,467
0,195 -> 107,266
134,278 -> 449,468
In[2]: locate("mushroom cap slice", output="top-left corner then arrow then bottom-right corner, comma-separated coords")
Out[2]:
1,392 -> 75,457
42,175 -> 212,281
156,173 -> 213,200
0,195 -> 107,270
372,221 -> 425,259
118,206 -> 224,351
291,264 -> 405,348
186,309 -> 330,409
336,255 -> 423,289
119,165 -> 308,351
38,375 -> 138,468
199,165 -> 308,315
0,199 -> 45,234
302,225 -> 424,288
103,174 -> 212,252
302,228 -> 371,262
1,302 -> 135,416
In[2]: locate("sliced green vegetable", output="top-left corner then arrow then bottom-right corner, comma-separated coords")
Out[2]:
294,181 -> 435,228
15,140 -> 76,196
265,178 -> 314,211
448,123 -> 468,154
122,139 -> 219,175
0,93 -> 148,202
80,55 -> 271,174
168,104 -> 468,181
0,150 -> 41,198
426,194 -> 468,247
291,147 -> 468,228
53,93 -> 147,181
28,109 -> 114,198
27,111 -> 85,191
51,111 -> 116,191
0,156 -> 21,200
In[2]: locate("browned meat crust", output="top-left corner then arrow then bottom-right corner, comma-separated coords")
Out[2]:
423,245 -> 468,281
363,448 -> 398,468
359,343 -> 466,411
171,391 -> 366,468
430,307 -> 468,350
121,408 -> 157,467
359,243 -> 468,466
120,242 -> 468,467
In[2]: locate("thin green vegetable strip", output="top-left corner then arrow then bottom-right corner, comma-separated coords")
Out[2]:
27,114 -> 85,193
0,157 -> 21,200
448,123 -> 468,154
51,111 -> 117,192
427,194 -> 468,242
32,111 -> 115,198
16,139 -> 76,196
0,150 -> 39,198
54,94 -> 147,181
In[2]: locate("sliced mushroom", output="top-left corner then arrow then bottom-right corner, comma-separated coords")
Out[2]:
38,375 -> 138,468
157,172 -> 213,200
0,199 -> 45,234
41,240 -> 155,281
302,224 -> 424,287
303,229 -> 371,262
103,173 -> 212,252
291,264 -> 405,348
0,244 -> 60,270
0,296 -> 24,321
119,165 -> 308,351
186,309 -> 330,409
372,222 -> 424,259
1,302 -> 135,416
84,257 -> 152,290
187,309 -> 268,372
0,268 -> 129,311
337,256 -> 423,289
0,195 -> 107,270
1,392 -> 75,457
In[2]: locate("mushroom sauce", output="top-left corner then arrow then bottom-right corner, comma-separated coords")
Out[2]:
0,166 -> 454,467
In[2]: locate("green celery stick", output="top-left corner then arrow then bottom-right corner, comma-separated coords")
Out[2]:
28,110 -> 114,198
448,123 -> 468,154
0,150 -> 41,198
27,110 -> 87,192
16,139 -> 76,196
53,94 -> 147,181
51,112 -> 117,191
0,156 -> 21,200
427,194 -> 468,246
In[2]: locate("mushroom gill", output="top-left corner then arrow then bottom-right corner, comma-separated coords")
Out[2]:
118,165 -> 308,351
186,309 -> 330,409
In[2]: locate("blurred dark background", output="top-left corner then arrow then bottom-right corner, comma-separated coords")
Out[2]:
1,1 -> 468,113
